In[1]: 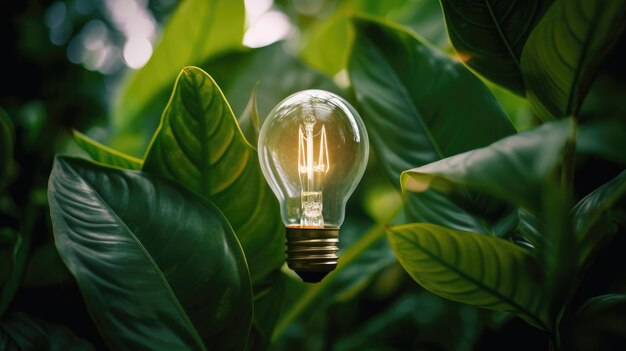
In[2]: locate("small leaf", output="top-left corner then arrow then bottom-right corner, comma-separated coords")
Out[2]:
572,170 -> 626,267
439,0 -> 552,95
73,130 -> 143,170
48,156 -> 252,350
521,0 -> 626,120
401,119 -> 574,211
0,312 -> 94,351
113,0 -> 245,133
388,223 -> 548,330
142,66 -> 283,281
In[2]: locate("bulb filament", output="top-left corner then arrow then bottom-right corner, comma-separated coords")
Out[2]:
298,117 -> 329,227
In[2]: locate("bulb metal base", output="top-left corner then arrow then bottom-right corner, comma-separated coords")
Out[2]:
285,226 -> 339,283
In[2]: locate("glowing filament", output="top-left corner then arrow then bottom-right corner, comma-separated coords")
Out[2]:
297,118 -> 329,227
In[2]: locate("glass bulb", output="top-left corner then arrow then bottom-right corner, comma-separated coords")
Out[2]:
258,90 -> 369,282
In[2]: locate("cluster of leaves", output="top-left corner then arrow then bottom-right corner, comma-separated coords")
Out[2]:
2,0 -> 626,350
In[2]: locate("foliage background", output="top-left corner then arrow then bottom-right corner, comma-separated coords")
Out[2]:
1,0 -> 625,350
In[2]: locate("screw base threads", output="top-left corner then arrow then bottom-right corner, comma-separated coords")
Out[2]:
285,226 -> 339,283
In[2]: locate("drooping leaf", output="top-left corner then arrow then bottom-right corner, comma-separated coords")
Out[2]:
521,0 -> 626,120
0,312 -> 94,351
48,156 -> 252,351
388,223 -> 548,330
571,170 -> 626,267
73,130 -> 142,170
113,0 -> 245,133
142,66 -> 283,282
439,0 -> 552,95
349,17 -> 516,184
401,119 -> 574,211
238,84 -> 261,146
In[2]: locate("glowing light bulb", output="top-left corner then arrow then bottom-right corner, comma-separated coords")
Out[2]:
258,90 -> 369,282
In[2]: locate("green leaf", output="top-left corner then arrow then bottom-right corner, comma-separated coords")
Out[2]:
401,119 -> 574,211
0,312 -> 94,351
73,130 -> 143,170
0,107 -> 15,189
388,223 -> 548,330
48,156 -> 252,350
238,84 -> 261,146
142,66 -> 283,282
348,17 -> 515,184
521,0 -> 626,120
439,0 -> 552,95
572,170 -> 626,267
113,0 -> 245,133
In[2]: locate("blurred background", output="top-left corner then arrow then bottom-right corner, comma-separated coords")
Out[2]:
7,0 -> 620,349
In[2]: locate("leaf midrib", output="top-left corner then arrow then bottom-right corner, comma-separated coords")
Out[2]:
484,0 -> 521,69
64,162 -> 207,350
393,227 -> 547,330
565,0 -> 603,114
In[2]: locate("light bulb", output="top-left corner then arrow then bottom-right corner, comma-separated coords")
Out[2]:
258,90 -> 369,283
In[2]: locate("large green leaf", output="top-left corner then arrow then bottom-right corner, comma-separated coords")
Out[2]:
439,0 -> 552,95
571,170 -> 626,268
73,130 -> 142,170
113,0 -> 245,133
0,312 -> 94,351
142,66 -> 283,281
388,223 -> 548,330
349,17 -> 516,184
521,0 -> 626,120
401,119 -> 573,211
48,156 -> 252,350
